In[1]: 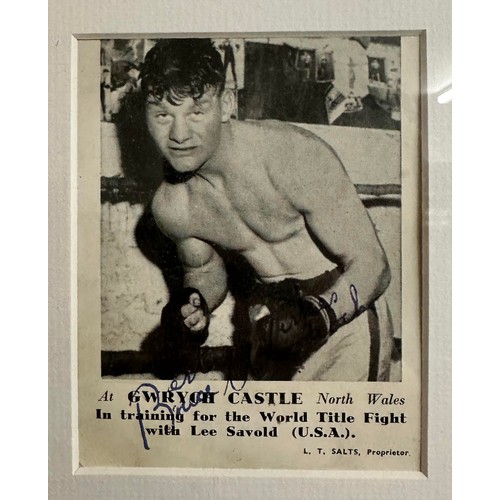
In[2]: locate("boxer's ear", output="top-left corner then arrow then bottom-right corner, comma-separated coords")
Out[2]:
220,89 -> 235,122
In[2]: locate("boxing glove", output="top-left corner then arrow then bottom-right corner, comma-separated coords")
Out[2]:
252,287 -> 337,350
249,282 -> 339,380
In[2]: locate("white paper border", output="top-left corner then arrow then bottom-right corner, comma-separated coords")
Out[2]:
49,0 -> 451,498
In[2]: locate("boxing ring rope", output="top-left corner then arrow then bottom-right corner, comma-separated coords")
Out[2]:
100,176 -> 402,207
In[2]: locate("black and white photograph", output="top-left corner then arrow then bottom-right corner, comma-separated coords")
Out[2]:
99,35 -> 403,383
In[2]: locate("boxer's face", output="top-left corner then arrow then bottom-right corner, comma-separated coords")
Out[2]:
146,88 -> 231,174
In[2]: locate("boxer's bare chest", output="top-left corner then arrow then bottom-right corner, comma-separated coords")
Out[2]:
184,166 -> 303,251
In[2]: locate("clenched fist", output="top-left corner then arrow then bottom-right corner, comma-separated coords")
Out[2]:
180,292 -> 209,332
161,287 -> 210,345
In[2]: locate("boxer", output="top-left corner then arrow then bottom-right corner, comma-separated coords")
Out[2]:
141,39 -> 393,381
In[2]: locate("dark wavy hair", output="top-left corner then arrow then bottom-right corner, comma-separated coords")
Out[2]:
140,38 -> 225,104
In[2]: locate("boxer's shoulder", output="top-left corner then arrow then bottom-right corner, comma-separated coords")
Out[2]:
261,125 -> 341,192
151,182 -> 191,240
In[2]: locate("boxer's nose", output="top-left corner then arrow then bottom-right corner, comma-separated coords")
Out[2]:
169,117 -> 191,144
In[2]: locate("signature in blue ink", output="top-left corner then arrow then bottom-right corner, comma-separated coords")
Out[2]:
271,283 -> 366,335
223,377 -> 248,396
131,373 -> 216,450
326,283 -> 367,328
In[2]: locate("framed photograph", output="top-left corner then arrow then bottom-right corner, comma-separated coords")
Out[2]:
49,0 -> 451,498
316,48 -> 335,82
295,48 -> 316,80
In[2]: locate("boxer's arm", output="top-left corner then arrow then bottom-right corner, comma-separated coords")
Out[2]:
177,237 -> 228,313
275,134 -> 390,326
151,185 -> 228,314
